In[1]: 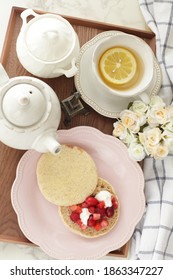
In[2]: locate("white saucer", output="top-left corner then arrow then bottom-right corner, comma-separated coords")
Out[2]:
74,31 -> 162,118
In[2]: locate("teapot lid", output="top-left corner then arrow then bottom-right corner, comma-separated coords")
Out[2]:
24,15 -> 75,62
1,82 -> 51,129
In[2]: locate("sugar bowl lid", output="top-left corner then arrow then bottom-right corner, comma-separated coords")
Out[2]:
23,14 -> 76,62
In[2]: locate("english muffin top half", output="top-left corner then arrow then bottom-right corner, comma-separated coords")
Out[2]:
36,145 -> 98,206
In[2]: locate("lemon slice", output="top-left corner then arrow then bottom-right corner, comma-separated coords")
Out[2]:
99,47 -> 137,86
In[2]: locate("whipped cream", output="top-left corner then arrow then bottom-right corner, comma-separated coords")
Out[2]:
95,190 -> 112,207
80,208 -> 91,225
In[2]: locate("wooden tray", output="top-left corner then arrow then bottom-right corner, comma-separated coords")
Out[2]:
0,6 -> 155,258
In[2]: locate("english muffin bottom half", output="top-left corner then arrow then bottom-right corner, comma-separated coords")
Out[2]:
59,178 -> 120,238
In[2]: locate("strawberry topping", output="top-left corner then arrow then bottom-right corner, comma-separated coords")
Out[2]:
68,191 -> 118,231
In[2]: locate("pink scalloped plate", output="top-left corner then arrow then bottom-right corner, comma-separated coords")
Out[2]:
11,126 -> 145,259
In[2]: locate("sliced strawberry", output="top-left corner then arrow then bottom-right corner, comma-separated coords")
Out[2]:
85,196 -> 99,206
95,207 -> 105,218
81,202 -> 88,208
100,219 -> 109,228
70,212 -> 80,222
69,205 -> 82,213
75,205 -> 82,213
88,206 -> 95,214
94,222 -> 102,231
93,213 -> 101,221
105,206 -> 114,217
97,201 -> 105,209
112,196 -> 118,209
76,219 -> 82,226
87,215 -> 96,227
76,219 -> 87,229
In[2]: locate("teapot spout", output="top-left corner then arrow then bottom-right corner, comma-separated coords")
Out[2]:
43,136 -> 61,155
32,132 -> 61,155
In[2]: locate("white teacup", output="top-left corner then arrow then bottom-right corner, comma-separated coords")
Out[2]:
92,33 -> 154,103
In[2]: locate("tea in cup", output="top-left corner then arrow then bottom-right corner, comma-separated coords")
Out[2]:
92,33 -> 154,103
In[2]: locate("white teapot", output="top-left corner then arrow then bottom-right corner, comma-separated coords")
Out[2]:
16,9 -> 80,78
0,64 -> 61,154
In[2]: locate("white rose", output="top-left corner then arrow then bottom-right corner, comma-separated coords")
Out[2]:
113,122 -> 127,139
143,142 -> 168,159
149,96 -> 166,108
147,115 -> 159,127
128,142 -> 146,161
148,107 -> 168,125
131,100 -> 148,114
129,103 -> 147,126
119,110 -> 140,133
136,113 -> 147,126
152,144 -> 169,160
122,132 -> 137,146
143,142 -> 156,156
139,127 -> 162,146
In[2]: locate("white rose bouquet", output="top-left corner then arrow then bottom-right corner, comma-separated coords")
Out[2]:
112,96 -> 173,161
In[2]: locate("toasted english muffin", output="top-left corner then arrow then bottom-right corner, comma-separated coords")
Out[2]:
36,145 -> 98,206
59,178 -> 120,238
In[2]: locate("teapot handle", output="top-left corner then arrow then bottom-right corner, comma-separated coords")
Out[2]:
0,64 -> 9,86
54,58 -> 78,78
20,9 -> 39,30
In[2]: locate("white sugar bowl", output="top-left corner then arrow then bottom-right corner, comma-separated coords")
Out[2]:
16,9 -> 80,78
0,64 -> 61,154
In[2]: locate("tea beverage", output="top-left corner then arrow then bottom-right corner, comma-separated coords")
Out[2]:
98,46 -> 145,91
92,33 -> 154,100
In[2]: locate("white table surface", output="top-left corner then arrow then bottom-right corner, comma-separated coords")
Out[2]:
0,0 -> 148,260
